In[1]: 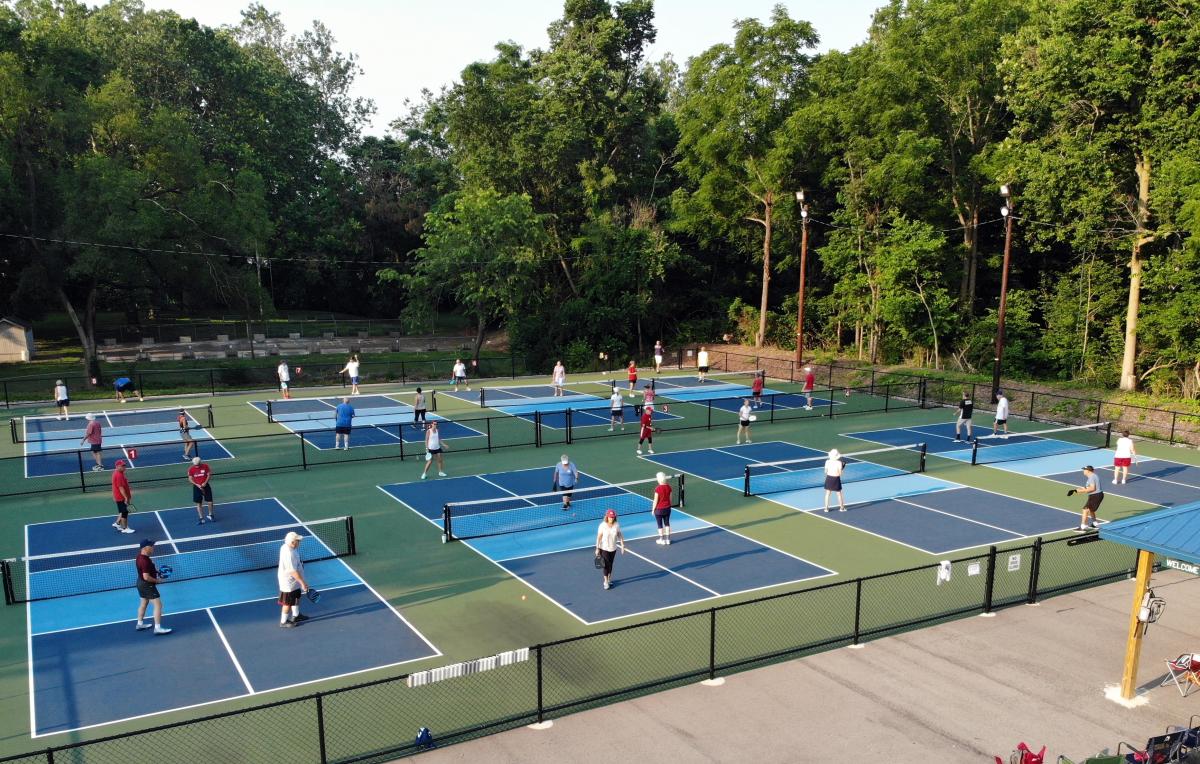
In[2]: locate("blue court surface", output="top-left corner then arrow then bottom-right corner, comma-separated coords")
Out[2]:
438,382 -> 614,415
22,408 -> 233,478
25,497 -> 438,737
844,421 -> 1109,464
250,395 -> 483,448
378,466 -> 833,624
641,441 -> 1084,555
651,374 -> 840,414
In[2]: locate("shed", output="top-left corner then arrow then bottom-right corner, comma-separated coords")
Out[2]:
0,317 -> 34,362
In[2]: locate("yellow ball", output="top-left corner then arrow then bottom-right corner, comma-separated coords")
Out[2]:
521,595 -> 527,601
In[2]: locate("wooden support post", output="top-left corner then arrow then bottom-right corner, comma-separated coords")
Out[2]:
1119,548 -> 1155,700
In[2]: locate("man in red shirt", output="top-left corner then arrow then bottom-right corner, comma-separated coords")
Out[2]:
627,360 -> 638,393
751,371 -> 765,408
651,471 -> 673,545
636,405 -> 655,455
111,460 -> 135,534
803,366 -> 816,411
78,412 -> 104,472
135,539 -> 172,635
188,457 -> 215,525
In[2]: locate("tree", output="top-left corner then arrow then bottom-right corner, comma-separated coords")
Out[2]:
672,5 -> 819,347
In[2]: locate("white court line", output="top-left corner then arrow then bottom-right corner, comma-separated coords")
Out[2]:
207,608 -> 255,694
893,497 -> 1024,536
152,511 -> 181,554
623,547 -> 722,596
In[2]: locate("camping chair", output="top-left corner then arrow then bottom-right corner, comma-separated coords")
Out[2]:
1161,655 -> 1200,697
1164,716 -> 1200,755
1115,730 -> 1186,763
996,742 -> 1046,764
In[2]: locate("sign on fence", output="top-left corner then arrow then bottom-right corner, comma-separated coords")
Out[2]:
406,647 -> 530,687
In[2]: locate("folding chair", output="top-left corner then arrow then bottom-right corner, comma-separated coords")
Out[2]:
1161,655 -> 1200,697
996,742 -> 1046,764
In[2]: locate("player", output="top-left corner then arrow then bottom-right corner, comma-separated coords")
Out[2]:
653,340 -> 665,373
79,412 -> 104,471
1070,465 -> 1104,531
1113,430 -> 1137,485
595,509 -> 625,590
334,396 -> 355,450
114,375 -> 143,403
452,359 -> 469,391
823,449 -> 846,512
111,459 -> 136,533
642,383 -> 657,411
54,379 -> 70,420
134,540 -> 172,635
627,360 -> 638,393
609,387 -> 625,431
954,391 -> 974,441
696,346 -> 710,382
277,531 -> 311,628
339,354 -> 362,395
803,366 -> 816,410
552,454 -> 578,510
188,456 -> 215,524
651,472 -> 672,545
413,387 -> 428,428
552,361 -> 566,397
636,404 -> 655,455
751,371 -> 765,408
421,420 -> 448,479
276,361 -> 291,399
991,391 -> 1010,438
736,399 -> 753,444
178,408 -> 196,460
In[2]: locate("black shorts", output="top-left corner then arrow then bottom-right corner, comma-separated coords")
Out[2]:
414,409 -> 427,421
428,447 -> 442,455
995,418 -> 1008,426
57,399 -> 70,407
90,443 -> 103,453
192,483 -> 213,503
278,589 -> 302,606
455,376 -> 466,383
740,419 -> 751,427
137,579 -> 160,600
654,509 -> 671,528
1085,492 -> 1104,512
598,548 -> 615,576
115,501 -> 129,517
116,381 -> 135,392
335,425 -> 351,435
699,365 -> 710,373
824,475 -> 843,491
611,409 -> 623,419
556,486 -> 574,501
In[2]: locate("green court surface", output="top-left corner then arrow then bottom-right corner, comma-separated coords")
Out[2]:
0,373 -> 1191,756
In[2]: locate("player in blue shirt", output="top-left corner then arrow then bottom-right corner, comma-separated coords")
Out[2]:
114,376 -> 143,403
334,397 -> 355,450
552,454 -> 579,510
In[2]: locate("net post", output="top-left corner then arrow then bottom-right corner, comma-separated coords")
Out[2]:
706,400 -> 712,430
77,450 -> 87,493
884,383 -> 890,412
345,516 -> 356,556
397,424 -> 405,460
970,440 -> 980,466
206,405 -> 215,429
678,473 -> 686,507
566,409 -> 573,445
770,394 -> 776,423
267,400 -> 275,424
300,432 -> 308,470
442,504 -> 453,543
1,561 -> 15,606
9,418 -> 15,444
1026,537 -> 1043,604
827,390 -> 834,418
983,546 -> 998,615
480,387 -> 486,408
1104,421 -> 1112,448
486,416 -> 492,452
918,443 -> 927,474
431,390 -> 438,413
743,465 -> 752,497
535,411 -> 542,447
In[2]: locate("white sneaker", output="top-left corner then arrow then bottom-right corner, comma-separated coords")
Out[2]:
153,626 -> 172,635
603,581 -> 609,590
804,406 -> 812,411
648,448 -> 654,454
636,449 -> 642,455
121,527 -> 135,534
92,465 -> 104,472
655,538 -> 664,545
746,440 -> 752,444
207,515 -> 214,521
421,473 -> 427,480
112,522 -> 121,528
135,622 -> 152,631
438,471 -> 447,477
664,538 -> 670,545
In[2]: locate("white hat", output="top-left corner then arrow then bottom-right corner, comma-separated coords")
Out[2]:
85,413 -> 95,421
561,455 -> 570,464
191,456 -> 201,465
284,531 -> 303,544
829,449 -> 840,460
656,472 -> 667,484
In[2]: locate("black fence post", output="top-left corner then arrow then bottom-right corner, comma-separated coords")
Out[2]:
300,433 -> 308,470
1029,391 -> 1037,421
852,578 -> 863,645
1027,537 -> 1043,604
316,694 -> 328,764
77,450 -> 87,493
770,394 -> 776,423
827,389 -> 835,418
486,416 -> 493,453
535,645 -> 545,724
3,381 -> 8,408
1170,412 -> 1177,445
708,608 -> 717,680
983,546 -> 998,614
209,369 -> 216,397
511,354 -> 516,379
137,373 -> 145,397
884,383 -> 891,413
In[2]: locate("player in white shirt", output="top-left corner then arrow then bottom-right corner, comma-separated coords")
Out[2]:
696,347 -> 710,382
452,359 -> 469,392
991,391 -> 1010,438
276,361 -> 291,399
736,399 -> 753,444
609,389 -> 625,431
53,380 -> 70,420
339,354 -> 361,395
277,531 -> 310,628
1112,430 -> 1137,484
824,449 -> 846,512
552,361 -> 566,397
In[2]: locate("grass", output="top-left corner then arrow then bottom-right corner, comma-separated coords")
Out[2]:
0,372 -> 1189,758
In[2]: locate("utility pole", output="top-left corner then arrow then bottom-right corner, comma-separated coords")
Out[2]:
794,190 -> 810,367
992,184 -> 1015,403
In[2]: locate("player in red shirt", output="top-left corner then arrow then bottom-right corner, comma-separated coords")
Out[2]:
627,360 -> 638,393
187,456 -> 215,524
751,371 -> 765,408
636,405 -> 655,455
651,471 -> 673,545
111,460 -> 135,534
803,366 -> 816,411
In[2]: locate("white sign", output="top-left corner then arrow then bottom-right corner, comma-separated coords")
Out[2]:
1165,558 -> 1200,576
1008,554 -> 1022,573
967,562 -> 981,576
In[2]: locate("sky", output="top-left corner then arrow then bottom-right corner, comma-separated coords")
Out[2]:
134,0 -> 885,136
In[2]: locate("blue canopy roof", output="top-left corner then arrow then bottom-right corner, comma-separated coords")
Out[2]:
1100,500 -> 1200,563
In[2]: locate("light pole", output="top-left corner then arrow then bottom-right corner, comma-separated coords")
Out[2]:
794,190 -> 809,368
992,184 -> 1015,403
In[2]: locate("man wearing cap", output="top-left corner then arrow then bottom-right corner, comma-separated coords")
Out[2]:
187,456 -> 215,525
552,454 -> 579,511
113,375 -> 143,403
991,391 -> 1010,439
112,460 -> 135,533
79,412 -> 104,472
134,539 -> 172,635
278,531 -> 311,628
803,366 -> 816,410
1073,466 -> 1104,532
651,472 -> 673,545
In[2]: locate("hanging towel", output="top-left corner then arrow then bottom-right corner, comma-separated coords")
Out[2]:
936,560 -> 952,586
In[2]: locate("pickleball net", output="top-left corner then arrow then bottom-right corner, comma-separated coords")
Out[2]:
1,516 -> 355,604
15,404 -> 215,444
443,474 -> 685,541
743,443 -> 928,497
970,422 -> 1112,465
651,370 -> 766,400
